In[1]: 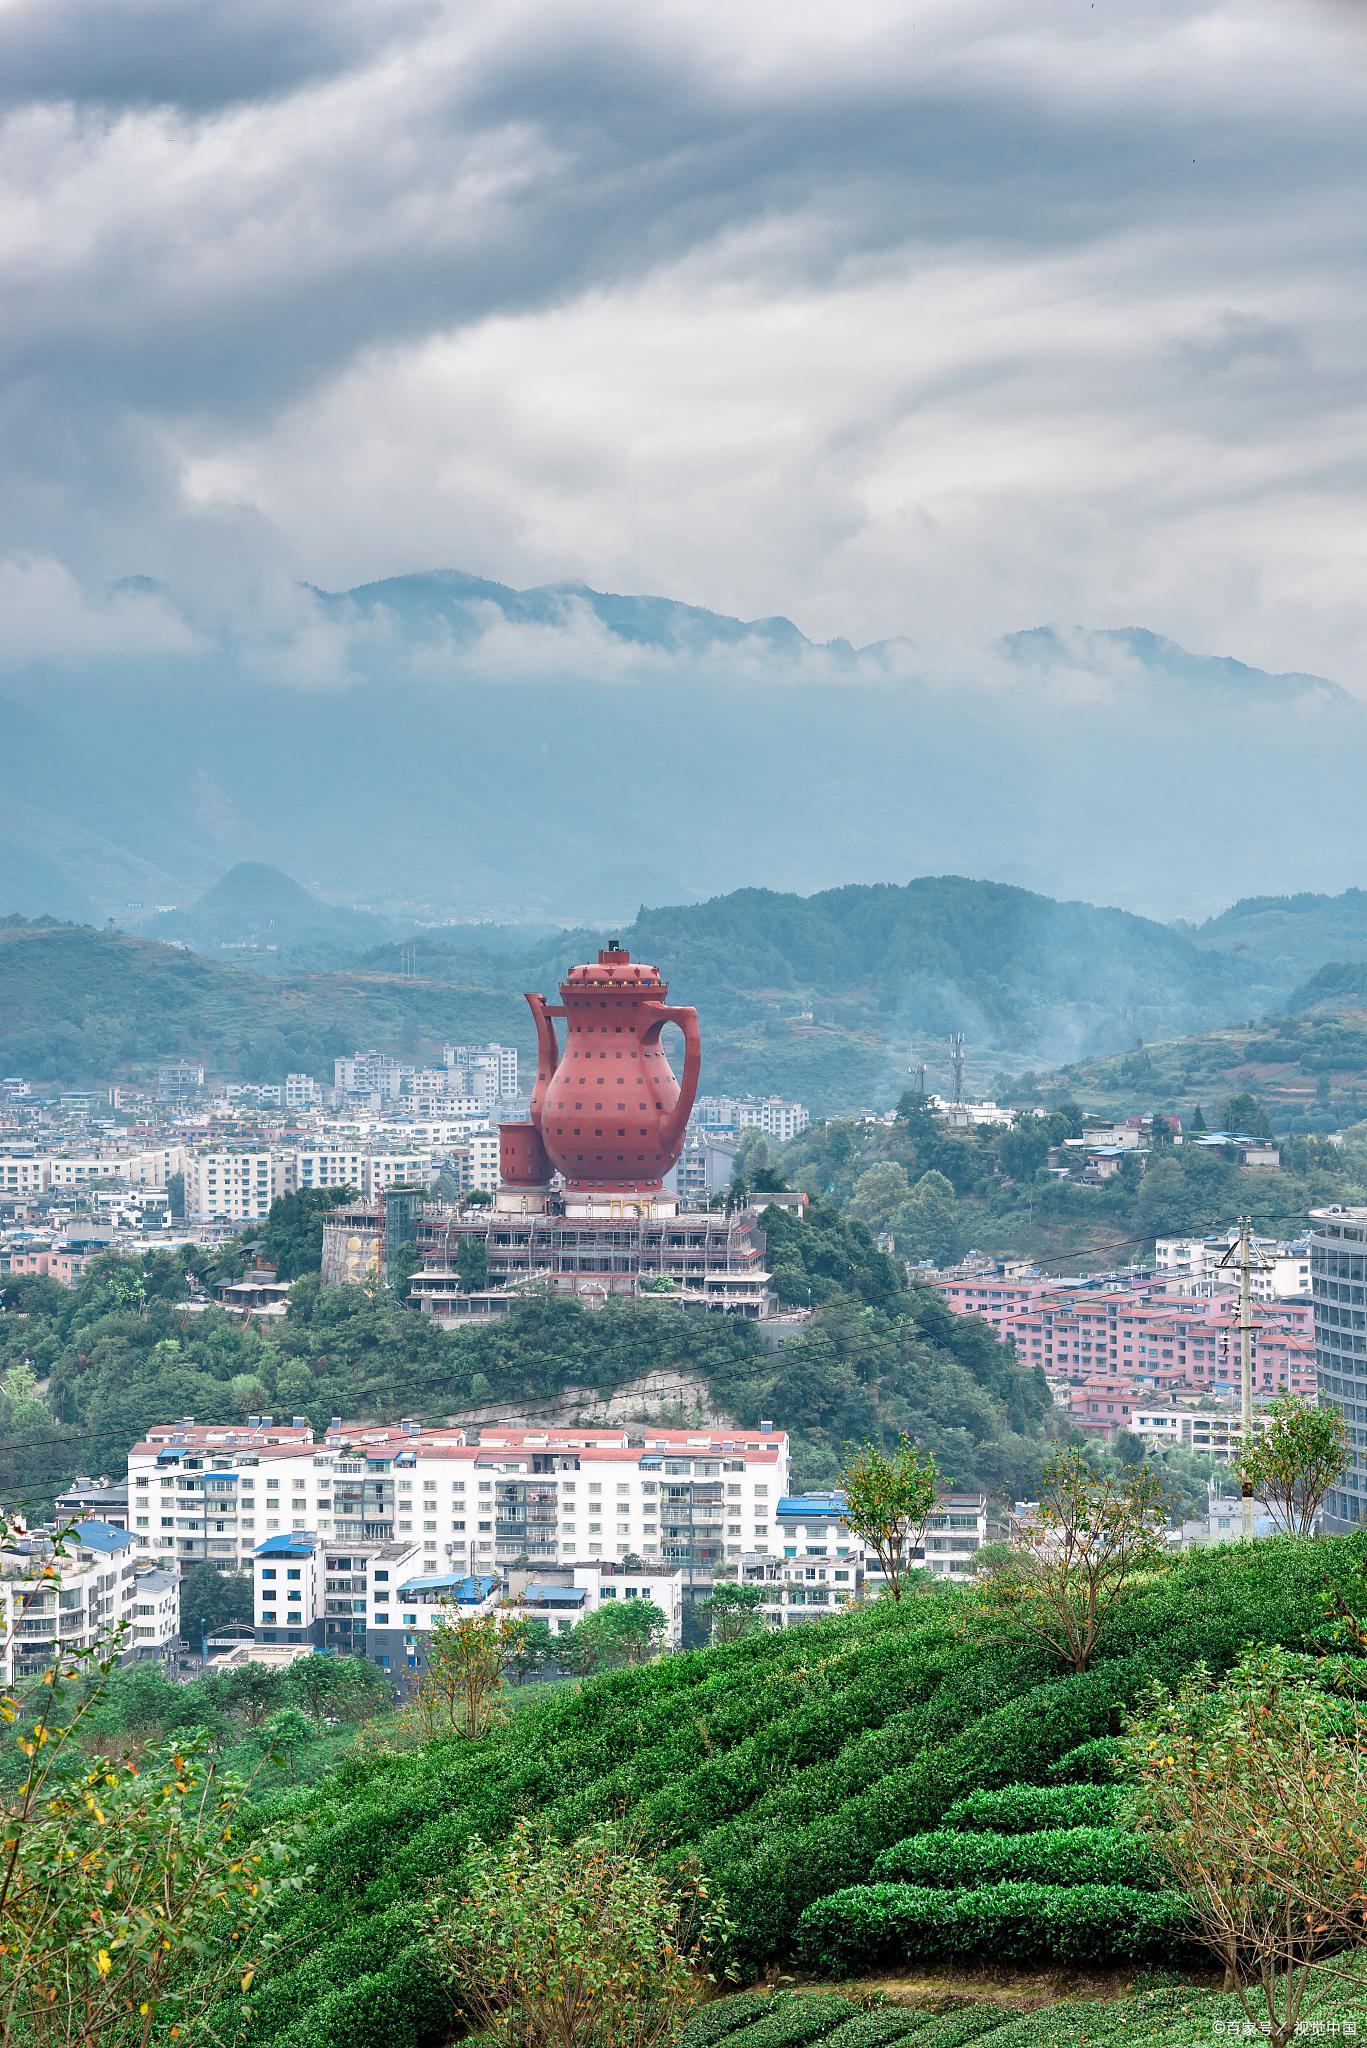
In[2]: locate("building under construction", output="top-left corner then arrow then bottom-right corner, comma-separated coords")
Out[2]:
321,1191 -> 785,1320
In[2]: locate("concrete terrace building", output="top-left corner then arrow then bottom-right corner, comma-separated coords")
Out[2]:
129,1417 -> 790,1582
408,1204 -> 777,1320
934,1264 -> 1315,1430
1311,1207 -> 1367,1530
0,1521 -> 144,1686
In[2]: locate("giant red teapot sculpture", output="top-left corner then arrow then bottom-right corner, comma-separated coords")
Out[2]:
516,945 -> 701,1193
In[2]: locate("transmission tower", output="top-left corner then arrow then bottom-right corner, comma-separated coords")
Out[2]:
908,1061 -> 926,1099
949,1033 -> 965,1106
1216,1218 -> 1270,1539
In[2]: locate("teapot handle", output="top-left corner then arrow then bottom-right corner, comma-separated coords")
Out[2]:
525,992 -> 567,1131
643,1004 -> 702,1156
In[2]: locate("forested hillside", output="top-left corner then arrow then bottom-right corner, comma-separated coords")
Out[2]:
777,1094 -> 1367,1268
0,872 -> 1299,1109
0,1199 -> 1053,1511
1014,1006 -> 1367,1134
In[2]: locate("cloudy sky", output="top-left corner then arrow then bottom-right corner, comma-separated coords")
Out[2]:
4,0 -> 1367,679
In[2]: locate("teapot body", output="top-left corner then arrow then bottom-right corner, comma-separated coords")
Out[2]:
526,947 -> 701,1192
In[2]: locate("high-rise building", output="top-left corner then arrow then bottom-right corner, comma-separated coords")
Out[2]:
443,1043 -> 518,1100
1311,1207 -> 1367,1530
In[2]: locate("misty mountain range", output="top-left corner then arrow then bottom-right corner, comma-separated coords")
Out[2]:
3,568 -> 1366,926
12,868 -> 1367,1112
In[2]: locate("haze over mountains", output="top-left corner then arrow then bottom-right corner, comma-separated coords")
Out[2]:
4,569 -> 1367,926
13,870 -> 1367,1116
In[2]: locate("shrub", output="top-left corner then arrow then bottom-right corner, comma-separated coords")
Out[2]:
1045,1738 -> 1127,1784
941,1784 -> 1120,1833
796,1881 -> 1193,1975
870,1827 -> 1158,1891
428,1820 -> 725,2048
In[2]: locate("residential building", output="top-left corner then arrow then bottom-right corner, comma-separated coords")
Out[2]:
54,1477 -> 130,1529
183,1148 -> 282,1224
130,1417 -> 790,1583
722,1487 -> 999,1625
691,1095 -> 810,1143
0,1521 -> 141,1686
1311,1206 -> 1367,1530
284,1073 -> 318,1110
131,1568 -> 181,1660
444,1043 -> 518,1101
1154,1232 -> 1311,1299
156,1062 -> 204,1100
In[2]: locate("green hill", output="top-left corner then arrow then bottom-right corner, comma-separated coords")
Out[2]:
3,873 -> 1275,1110
240,1534 -> 1364,2048
0,922 -> 520,1085
1013,1003 -> 1367,1133
1195,888 -> 1367,989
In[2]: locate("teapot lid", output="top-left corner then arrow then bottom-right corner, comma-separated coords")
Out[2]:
563,943 -> 666,990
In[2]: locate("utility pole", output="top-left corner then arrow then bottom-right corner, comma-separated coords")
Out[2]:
1216,1219 -> 1269,1539
949,1033 -> 965,1107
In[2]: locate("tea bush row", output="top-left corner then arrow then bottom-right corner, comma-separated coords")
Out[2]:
870,1826 -> 1157,1891
796,1881 -> 1194,1974
940,1785 -> 1122,1834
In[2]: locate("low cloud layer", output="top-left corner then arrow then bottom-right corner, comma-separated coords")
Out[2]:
3,0 -> 1367,682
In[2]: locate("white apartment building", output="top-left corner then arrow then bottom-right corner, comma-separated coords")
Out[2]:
1154,1233 -> 1311,1300
0,1521 -> 144,1686
451,1131 -> 500,1194
334,1051 -> 404,1102
293,1149 -> 436,1200
131,1567 -> 181,1659
692,1096 -> 810,1143
184,1149 -> 283,1224
128,1418 -> 790,1582
247,1533 -> 685,1675
1129,1403 -> 1270,1461
284,1073 -> 318,1110
722,1487 -> 1000,1627
0,1146 -> 187,1200
444,1043 -> 518,1100
0,1155 -> 49,1197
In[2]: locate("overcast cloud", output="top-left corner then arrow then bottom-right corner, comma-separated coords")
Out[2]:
3,0 -> 1367,679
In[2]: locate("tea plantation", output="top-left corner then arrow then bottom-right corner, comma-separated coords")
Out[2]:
240,1531 -> 1367,2048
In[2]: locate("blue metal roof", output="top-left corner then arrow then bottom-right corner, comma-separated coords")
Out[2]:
74,1519 -> 133,1552
254,1532 -> 318,1556
522,1584 -> 586,1606
396,1572 -> 497,1599
776,1492 -> 848,1518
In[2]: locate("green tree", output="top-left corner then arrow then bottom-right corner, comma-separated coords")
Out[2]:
179,1564 -> 252,1652
892,1169 -> 962,1264
1236,1397 -> 1348,1537
701,1581 -> 768,1644
845,1161 -> 912,1232
566,1599 -> 667,1672
430,1819 -> 726,2048
165,1170 -> 185,1220
455,1235 -> 490,1293
975,1447 -> 1168,1672
259,1185 -> 355,1281
1123,1647 -> 1367,2046
838,1436 -> 939,1601
408,1606 -> 532,1739
1219,1092 -> 1273,1140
